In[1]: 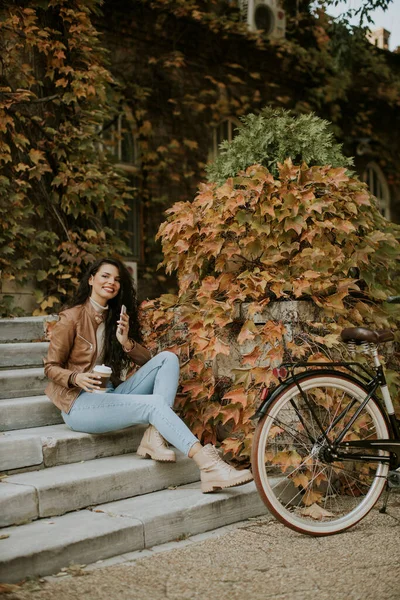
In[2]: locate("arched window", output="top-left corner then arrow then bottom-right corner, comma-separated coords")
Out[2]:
101,113 -> 141,260
101,114 -> 139,167
209,117 -> 241,160
362,162 -> 391,220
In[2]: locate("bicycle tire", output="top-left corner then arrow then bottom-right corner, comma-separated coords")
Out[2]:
251,373 -> 390,536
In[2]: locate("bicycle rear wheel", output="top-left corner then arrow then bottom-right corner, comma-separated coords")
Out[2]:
252,374 -> 390,536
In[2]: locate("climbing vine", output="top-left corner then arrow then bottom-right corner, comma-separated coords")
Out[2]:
141,110 -> 400,463
1,0 -> 400,314
104,0 -> 400,295
0,0 -> 132,315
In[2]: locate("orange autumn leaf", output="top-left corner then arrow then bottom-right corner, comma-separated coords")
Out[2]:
299,504 -> 334,519
220,406 -> 241,425
271,449 -> 302,473
214,338 -> 231,356
188,358 -> 205,374
291,472 -> 310,489
222,387 -> 248,407
182,380 -> 207,398
222,437 -> 243,454
242,346 -> 261,366
237,320 -> 259,344
302,489 -> 324,506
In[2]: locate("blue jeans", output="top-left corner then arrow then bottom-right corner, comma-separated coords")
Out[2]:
62,351 -> 198,456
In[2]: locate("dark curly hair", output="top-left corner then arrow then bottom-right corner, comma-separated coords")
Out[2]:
67,257 -> 142,383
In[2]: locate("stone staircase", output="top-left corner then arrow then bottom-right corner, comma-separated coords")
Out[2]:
0,316 -> 266,583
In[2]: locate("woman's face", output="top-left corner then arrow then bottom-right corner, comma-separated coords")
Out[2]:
89,263 -> 121,306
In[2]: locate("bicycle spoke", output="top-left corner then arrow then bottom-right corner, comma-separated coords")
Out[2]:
253,375 -> 390,535
268,414 -> 313,452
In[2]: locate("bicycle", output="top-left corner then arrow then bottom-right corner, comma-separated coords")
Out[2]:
251,297 -> 400,536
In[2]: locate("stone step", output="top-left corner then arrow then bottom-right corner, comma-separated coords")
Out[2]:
0,423 -> 147,472
0,509 -> 141,583
0,342 -> 49,368
0,316 -> 46,343
0,396 -> 62,432
0,452 -> 199,527
0,480 -> 266,583
0,367 -> 47,399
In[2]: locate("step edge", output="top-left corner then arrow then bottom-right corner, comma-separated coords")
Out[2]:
0,455 -> 200,526
0,484 -> 265,584
0,367 -> 45,377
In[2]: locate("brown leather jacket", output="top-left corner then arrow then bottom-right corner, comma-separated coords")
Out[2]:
44,300 -> 151,413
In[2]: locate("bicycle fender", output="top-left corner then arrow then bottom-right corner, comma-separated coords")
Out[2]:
252,369 -> 381,421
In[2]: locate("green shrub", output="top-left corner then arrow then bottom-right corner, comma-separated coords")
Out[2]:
206,107 -> 352,185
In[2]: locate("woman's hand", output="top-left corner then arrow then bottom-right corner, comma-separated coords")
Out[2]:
116,311 -> 130,346
75,372 -> 102,393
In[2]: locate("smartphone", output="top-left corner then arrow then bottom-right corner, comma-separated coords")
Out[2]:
118,305 -> 127,334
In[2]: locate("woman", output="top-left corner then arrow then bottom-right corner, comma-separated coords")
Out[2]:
44,257 -> 253,493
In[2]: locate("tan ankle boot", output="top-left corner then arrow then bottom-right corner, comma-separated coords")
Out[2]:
192,444 -> 253,493
137,425 -> 176,462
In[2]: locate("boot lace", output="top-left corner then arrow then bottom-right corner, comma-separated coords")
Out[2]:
153,428 -> 168,447
204,445 -> 235,473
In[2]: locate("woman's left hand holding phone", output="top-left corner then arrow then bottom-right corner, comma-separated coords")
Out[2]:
116,305 -> 129,346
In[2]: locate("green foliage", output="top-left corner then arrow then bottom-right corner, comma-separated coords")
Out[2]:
1,0 -> 400,312
322,0 -> 394,30
207,108 -> 353,185
0,0 -> 133,315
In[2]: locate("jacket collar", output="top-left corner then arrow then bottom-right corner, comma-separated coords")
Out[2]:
84,299 -> 107,326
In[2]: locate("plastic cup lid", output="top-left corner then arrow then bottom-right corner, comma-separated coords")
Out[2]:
93,364 -> 112,374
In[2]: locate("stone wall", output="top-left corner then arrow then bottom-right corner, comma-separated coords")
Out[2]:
214,300 -> 322,378
0,278 -> 36,315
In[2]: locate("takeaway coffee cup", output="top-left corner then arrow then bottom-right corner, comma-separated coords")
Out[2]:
92,364 -> 112,393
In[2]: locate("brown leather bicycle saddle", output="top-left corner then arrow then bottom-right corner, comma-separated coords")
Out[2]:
341,327 -> 394,344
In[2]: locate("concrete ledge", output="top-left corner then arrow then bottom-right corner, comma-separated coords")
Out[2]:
3,453 -> 199,519
0,342 -> 48,368
0,482 -> 38,527
0,368 -> 47,399
0,434 -> 43,471
0,317 -> 46,343
0,509 -> 143,583
98,481 -> 267,548
0,480 -> 268,583
0,396 -> 62,432
41,424 -> 147,468
0,423 -> 148,471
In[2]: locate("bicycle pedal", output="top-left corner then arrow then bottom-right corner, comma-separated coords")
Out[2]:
387,471 -> 400,488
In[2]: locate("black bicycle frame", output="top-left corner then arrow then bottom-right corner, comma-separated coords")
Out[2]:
253,364 -> 400,469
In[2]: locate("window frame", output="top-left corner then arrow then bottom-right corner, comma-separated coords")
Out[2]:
209,117 -> 241,161
362,161 -> 391,220
100,113 -> 142,261
101,114 -> 140,169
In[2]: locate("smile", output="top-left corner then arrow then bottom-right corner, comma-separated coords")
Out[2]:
103,287 -> 115,293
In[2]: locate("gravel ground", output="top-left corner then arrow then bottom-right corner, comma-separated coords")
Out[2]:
2,498 -> 400,600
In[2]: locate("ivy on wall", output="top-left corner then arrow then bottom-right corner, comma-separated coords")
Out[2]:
0,0 -> 133,315
100,0 -> 400,297
1,0 -> 400,314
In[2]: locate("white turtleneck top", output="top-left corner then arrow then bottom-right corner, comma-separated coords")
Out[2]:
89,297 -> 108,364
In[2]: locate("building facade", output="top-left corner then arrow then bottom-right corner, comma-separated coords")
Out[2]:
95,0 -> 400,299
